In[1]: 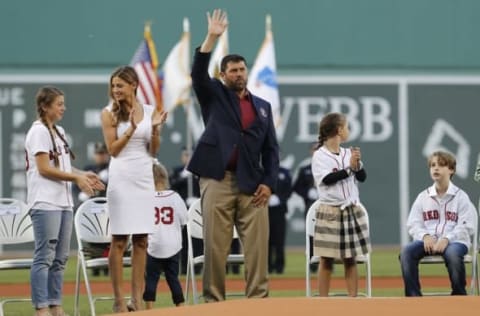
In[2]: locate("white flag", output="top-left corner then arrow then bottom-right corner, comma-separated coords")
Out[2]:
247,15 -> 280,128
208,30 -> 229,79
161,18 -> 191,112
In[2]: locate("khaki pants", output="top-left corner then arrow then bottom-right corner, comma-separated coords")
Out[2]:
200,172 -> 269,302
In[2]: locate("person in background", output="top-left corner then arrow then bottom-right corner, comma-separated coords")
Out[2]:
268,165 -> 292,274
100,66 -> 167,312
400,151 -> 477,296
78,141 -> 111,277
143,160 -> 187,309
292,142 -> 318,272
25,86 -> 104,316
169,146 -> 202,275
293,143 -> 318,215
187,9 -> 279,302
311,112 -> 370,297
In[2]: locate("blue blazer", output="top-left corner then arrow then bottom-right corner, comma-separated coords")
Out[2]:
187,48 -> 279,195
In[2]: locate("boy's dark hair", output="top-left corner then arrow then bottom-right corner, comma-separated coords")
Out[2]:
220,54 -> 247,72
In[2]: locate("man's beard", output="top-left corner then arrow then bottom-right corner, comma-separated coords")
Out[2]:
227,79 -> 247,92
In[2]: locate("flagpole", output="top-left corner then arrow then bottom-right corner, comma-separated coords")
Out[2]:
181,16 -> 194,203
266,14 -> 272,33
185,98 -> 193,203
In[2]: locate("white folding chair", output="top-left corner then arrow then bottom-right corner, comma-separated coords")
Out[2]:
184,199 -> 244,304
74,197 -> 132,316
0,198 -> 34,316
417,207 -> 479,296
305,199 -> 372,297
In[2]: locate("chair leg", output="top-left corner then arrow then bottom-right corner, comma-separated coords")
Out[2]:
366,255 -> 372,297
79,253 -> 97,316
306,258 -> 311,297
74,256 -> 81,316
190,261 -> 198,304
0,301 -> 5,316
185,261 -> 190,304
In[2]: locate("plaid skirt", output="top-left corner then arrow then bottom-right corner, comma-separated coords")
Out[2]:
313,203 -> 371,259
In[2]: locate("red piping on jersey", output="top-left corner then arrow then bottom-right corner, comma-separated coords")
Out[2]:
341,149 -> 351,199
59,143 -> 73,207
439,189 -> 459,235
426,188 -> 442,235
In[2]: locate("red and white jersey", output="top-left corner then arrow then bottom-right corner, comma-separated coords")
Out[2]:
148,190 -> 188,258
311,146 -> 360,207
407,182 -> 477,249
25,120 -> 73,211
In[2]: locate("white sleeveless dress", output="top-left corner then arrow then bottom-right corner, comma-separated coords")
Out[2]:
106,104 -> 155,235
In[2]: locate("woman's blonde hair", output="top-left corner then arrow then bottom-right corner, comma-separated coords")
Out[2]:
109,66 -> 139,126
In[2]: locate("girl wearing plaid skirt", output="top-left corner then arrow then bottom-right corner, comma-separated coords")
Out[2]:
311,112 -> 371,297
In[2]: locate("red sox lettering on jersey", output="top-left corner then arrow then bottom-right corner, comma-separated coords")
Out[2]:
423,209 -> 459,222
407,183 -> 476,246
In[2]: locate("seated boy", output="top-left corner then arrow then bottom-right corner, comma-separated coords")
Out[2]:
400,151 -> 477,296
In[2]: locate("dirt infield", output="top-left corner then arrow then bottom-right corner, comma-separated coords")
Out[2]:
0,276 -> 452,297
102,296 -> 480,316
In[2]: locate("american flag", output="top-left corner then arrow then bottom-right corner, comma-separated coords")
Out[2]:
130,23 -> 163,111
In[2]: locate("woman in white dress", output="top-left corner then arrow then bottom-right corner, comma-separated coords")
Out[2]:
101,66 -> 167,312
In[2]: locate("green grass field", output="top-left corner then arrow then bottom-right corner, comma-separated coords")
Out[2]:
0,247 -> 467,316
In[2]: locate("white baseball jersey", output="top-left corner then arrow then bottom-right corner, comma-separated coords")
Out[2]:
311,146 -> 360,208
147,190 -> 188,258
407,182 -> 477,249
25,120 -> 74,211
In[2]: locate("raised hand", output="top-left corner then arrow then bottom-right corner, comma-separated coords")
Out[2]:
129,107 -> 137,129
207,9 -> 228,37
152,110 -> 168,128
350,147 -> 361,171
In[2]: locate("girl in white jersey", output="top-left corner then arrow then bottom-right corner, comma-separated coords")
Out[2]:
400,151 -> 477,296
311,112 -> 370,297
25,86 -> 104,316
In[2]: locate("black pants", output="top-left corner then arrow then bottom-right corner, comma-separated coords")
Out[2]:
143,252 -> 185,305
268,207 -> 287,274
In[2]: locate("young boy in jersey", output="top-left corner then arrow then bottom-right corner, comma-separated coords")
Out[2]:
142,160 -> 187,308
400,151 -> 477,296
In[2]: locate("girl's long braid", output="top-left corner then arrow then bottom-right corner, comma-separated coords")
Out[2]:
315,134 -> 325,150
53,125 -> 76,161
39,116 -> 60,167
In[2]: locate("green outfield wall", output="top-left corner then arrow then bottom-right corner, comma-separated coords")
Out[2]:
2,0 -> 480,72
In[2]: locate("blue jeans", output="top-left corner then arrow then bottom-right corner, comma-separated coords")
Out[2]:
400,240 -> 468,296
30,209 -> 73,308
143,252 -> 184,305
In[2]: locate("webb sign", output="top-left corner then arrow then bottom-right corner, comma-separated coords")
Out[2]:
1,75 -> 479,246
